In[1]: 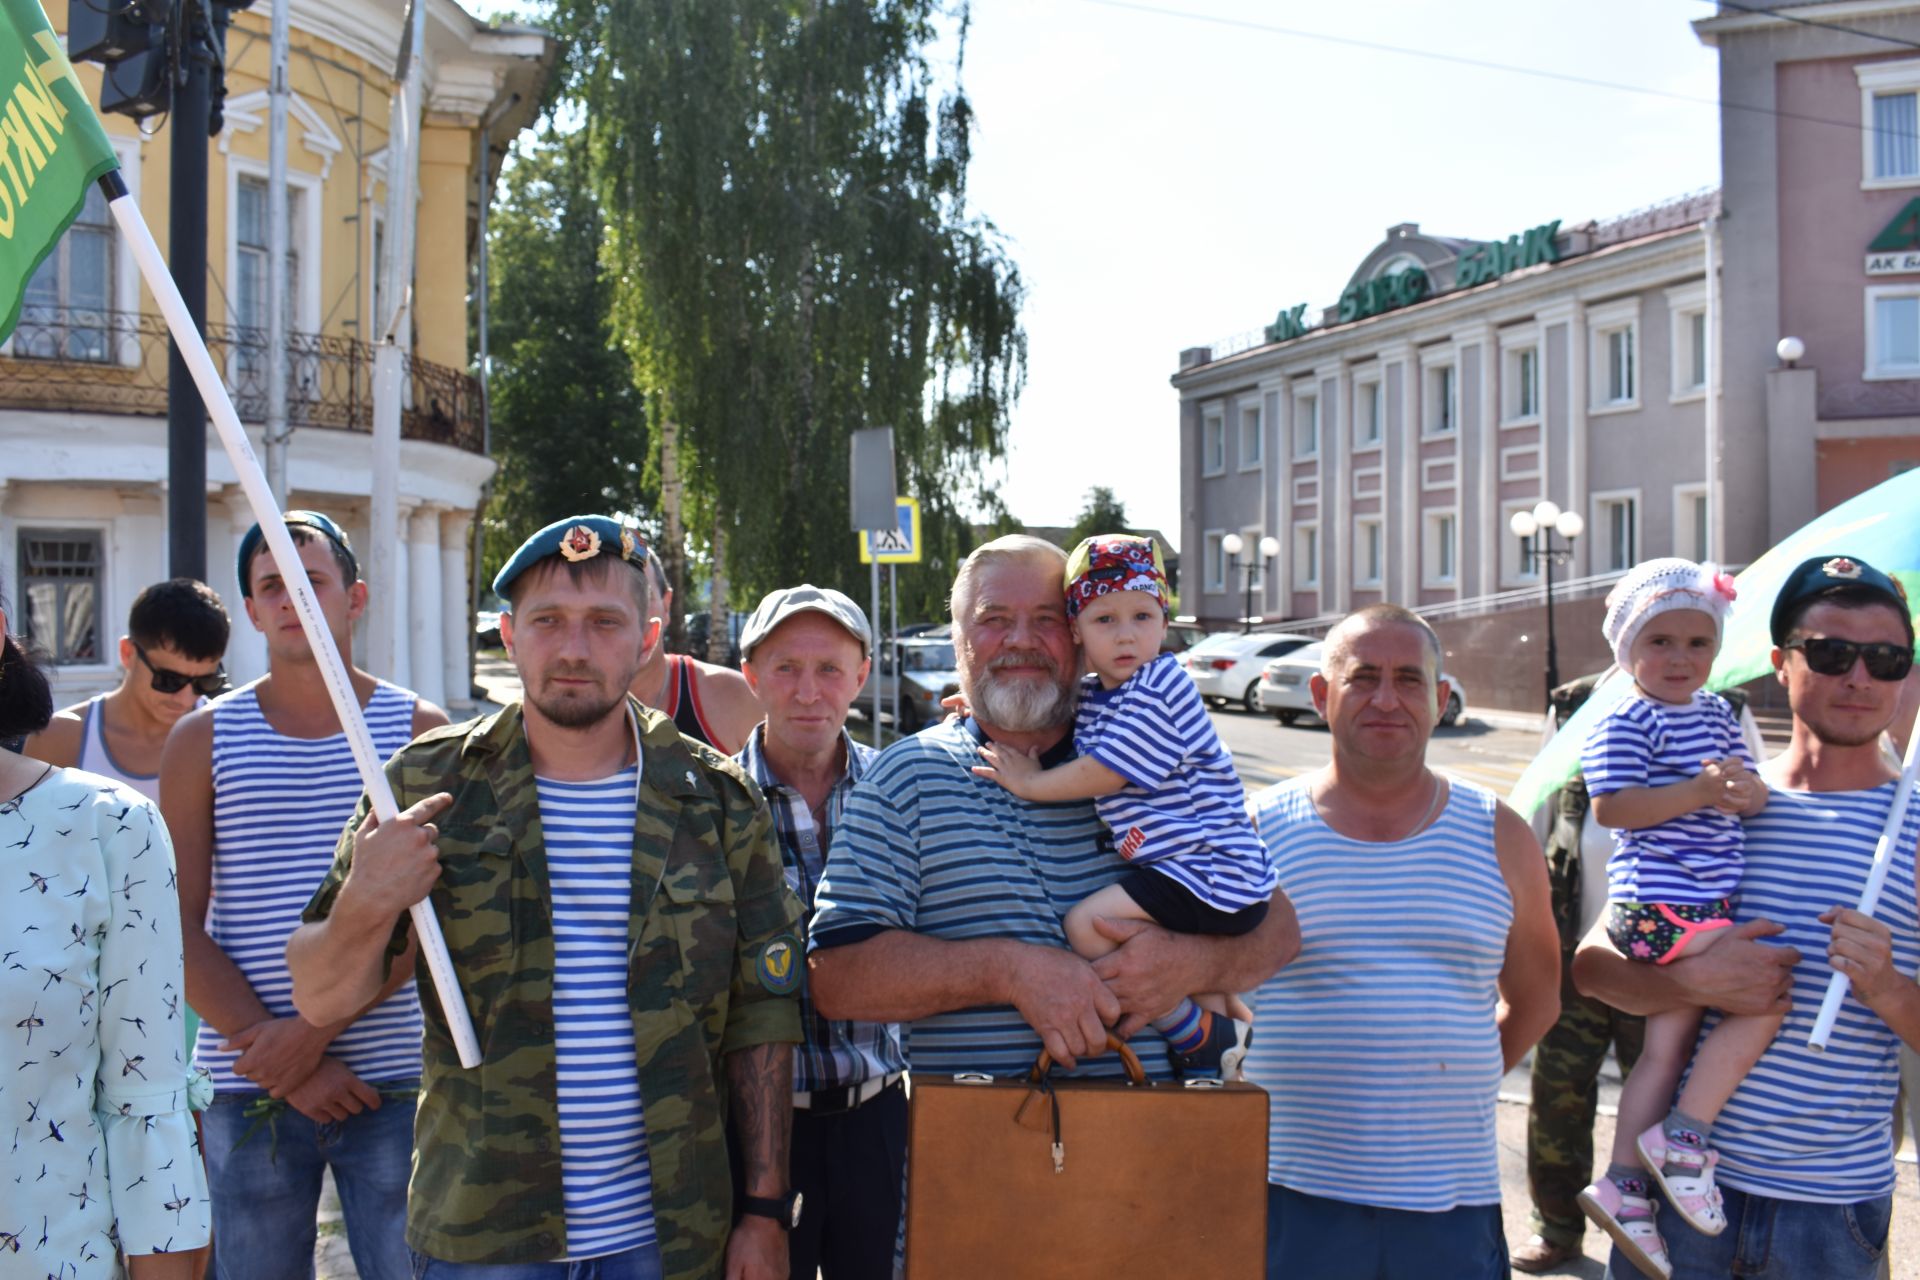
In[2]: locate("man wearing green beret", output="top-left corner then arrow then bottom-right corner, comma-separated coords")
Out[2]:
288,515 -> 805,1280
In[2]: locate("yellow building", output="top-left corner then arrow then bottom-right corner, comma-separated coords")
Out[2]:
1,0 -> 551,706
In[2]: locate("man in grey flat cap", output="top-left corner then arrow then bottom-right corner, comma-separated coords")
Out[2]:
734,585 -> 906,1280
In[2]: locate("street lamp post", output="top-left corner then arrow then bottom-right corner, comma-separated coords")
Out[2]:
1222,532 -> 1282,633
1508,500 -> 1585,707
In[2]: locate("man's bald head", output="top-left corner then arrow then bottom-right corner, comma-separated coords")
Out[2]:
1322,604 -> 1443,679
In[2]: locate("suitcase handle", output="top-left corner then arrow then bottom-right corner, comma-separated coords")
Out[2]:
1030,1035 -> 1148,1085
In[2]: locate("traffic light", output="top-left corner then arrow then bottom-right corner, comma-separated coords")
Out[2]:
67,0 -> 174,120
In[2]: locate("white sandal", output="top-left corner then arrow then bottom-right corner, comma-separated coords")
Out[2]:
1578,1176 -> 1672,1279
1638,1124 -> 1728,1236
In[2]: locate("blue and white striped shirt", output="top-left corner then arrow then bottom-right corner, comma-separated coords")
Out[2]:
1704,780 -> 1920,1203
1076,653 -> 1276,914
812,717 -> 1173,1080
1248,777 -> 1512,1212
196,683 -> 422,1090
1582,689 -> 1753,904
537,767 -> 657,1259
735,726 -> 905,1093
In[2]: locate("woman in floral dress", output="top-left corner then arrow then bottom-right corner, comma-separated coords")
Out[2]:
0,589 -> 210,1279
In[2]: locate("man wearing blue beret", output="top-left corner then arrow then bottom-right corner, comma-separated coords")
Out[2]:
1577,554 -> 1919,1280
288,515 -> 805,1280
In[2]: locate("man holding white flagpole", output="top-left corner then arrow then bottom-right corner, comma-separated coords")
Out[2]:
165,511 -> 447,1280
1575,554 -> 1920,1280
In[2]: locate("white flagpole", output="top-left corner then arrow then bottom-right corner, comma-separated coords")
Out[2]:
99,171 -> 483,1070
1809,708 -> 1920,1051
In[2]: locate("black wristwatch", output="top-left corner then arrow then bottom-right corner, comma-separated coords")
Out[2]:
738,1190 -> 803,1230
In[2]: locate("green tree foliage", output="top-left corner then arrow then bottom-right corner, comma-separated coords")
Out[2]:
1064,486 -> 1133,550
550,0 -> 1025,619
482,126 -> 653,580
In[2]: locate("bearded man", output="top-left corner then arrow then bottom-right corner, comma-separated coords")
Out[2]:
808,534 -> 1298,1082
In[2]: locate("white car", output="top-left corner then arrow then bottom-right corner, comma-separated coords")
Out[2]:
1182,632 -> 1317,713
1258,642 -> 1467,727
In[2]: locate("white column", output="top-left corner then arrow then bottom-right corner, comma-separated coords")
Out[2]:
387,500 -> 415,689
439,509 -> 473,711
1568,303 -> 1590,579
223,489 -> 267,685
407,503 -> 445,706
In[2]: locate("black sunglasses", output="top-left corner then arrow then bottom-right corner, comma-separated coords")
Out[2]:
132,643 -> 230,697
1782,636 -> 1915,682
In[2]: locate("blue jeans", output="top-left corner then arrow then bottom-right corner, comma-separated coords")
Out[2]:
408,1243 -> 664,1279
1610,1182 -> 1891,1280
201,1083 -> 417,1280
1266,1183 -> 1509,1279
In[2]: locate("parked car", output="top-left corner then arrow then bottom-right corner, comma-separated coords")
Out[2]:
1161,620 -> 1211,655
474,609 -> 502,648
888,636 -> 961,733
1257,642 -> 1467,727
1182,632 -> 1316,713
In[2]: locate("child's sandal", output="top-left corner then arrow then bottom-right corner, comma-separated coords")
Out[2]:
1637,1124 -> 1728,1237
1578,1175 -> 1671,1280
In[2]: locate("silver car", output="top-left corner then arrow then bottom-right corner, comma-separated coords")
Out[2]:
1182,632 -> 1317,713
1258,642 -> 1467,727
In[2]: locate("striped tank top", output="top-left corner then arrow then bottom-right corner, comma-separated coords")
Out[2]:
195,682 -> 424,1090
1247,776 -> 1512,1211
537,769 -> 656,1258
1703,780 -> 1920,1202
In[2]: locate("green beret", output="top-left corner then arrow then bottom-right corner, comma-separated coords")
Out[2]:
493,515 -> 649,599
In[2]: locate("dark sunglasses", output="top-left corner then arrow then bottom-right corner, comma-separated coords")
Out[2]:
1782,636 -> 1915,682
132,643 -> 231,697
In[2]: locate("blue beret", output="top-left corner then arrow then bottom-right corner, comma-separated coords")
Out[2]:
493,515 -> 649,600
237,510 -> 357,598
1769,554 -> 1911,644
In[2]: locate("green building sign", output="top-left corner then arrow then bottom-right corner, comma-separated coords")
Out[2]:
1456,220 -> 1561,288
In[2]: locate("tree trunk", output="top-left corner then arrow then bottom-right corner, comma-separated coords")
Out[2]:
659,404 -> 687,654
706,505 -> 730,665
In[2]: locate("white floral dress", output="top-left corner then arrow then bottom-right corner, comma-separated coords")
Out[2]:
1,767 -> 212,1277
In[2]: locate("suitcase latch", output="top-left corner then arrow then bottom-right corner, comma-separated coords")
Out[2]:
952,1072 -> 993,1085
1182,1078 -> 1225,1089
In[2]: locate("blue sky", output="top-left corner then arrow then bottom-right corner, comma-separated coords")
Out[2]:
952,0 -> 1724,545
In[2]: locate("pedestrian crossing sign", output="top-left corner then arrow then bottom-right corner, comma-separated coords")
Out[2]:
859,497 -> 921,564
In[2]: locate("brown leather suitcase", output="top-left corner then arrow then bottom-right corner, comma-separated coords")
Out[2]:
904,1038 -> 1269,1278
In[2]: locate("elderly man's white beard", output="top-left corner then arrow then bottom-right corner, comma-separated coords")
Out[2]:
964,648 -> 1078,732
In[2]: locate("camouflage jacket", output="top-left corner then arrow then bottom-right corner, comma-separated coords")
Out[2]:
302,698 -> 803,1273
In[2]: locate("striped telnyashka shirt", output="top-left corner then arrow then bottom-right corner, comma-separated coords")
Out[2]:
1076,653 -> 1277,914
812,717 -> 1175,1081
1705,780 -> 1920,1203
195,683 -> 422,1090
735,726 -> 905,1094
1582,689 -> 1753,904
537,767 -> 657,1260
1248,777 -> 1512,1212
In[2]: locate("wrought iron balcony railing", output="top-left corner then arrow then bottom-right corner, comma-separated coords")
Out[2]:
0,306 -> 484,455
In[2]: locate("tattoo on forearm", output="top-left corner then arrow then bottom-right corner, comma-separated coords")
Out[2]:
727,1043 -> 791,1196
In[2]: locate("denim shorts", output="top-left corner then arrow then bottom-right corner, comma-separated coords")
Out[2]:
1610,1181 -> 1891,1280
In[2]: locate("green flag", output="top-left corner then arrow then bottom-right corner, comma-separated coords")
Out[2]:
0,0 -> 120,344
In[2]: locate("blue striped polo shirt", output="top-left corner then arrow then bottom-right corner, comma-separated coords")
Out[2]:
196,683 -> 422,1089
1582,689 -> 1753,904
1248,776 -> 1512,1212
1076,653 -> 1277,914
537,767 -> 656,1259
811,717 -> 1174,1080
1704,780 -> 1920,1203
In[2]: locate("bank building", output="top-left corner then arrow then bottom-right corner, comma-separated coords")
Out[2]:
1174,2 -> 1920,711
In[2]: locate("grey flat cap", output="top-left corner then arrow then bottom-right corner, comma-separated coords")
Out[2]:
740,584 -> 873,660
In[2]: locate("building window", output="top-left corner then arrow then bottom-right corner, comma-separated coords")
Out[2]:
18,530 -> 104,665
1669,309 -> 1708,396
1875,90 -> 1920,181
1504,345 -> 1538,421
1356,380 -> 1382,447
1604,327 -> 1635,403
1868,286 -> 1920,378
1204,530 -> 1226,592
1239,404 -> 1263,470
1240,528 -> 1266,589
1355,518 -> 1383,587
1425,364 -> 1456,436
234,175 -> 303,379
1293,524 -> 1319,589
1202,412 -> 1225,476
1294,394 -> 1319,459
1423,511 -> 1458,586
1594,493 -> 1639,572
1674,485 -> 1709,561
17,184 -> 115,362
1503,503 -> 1541,584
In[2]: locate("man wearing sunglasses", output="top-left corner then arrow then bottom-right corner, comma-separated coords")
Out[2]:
1575,554 -> 1919,1280
24,577 -> 231,802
